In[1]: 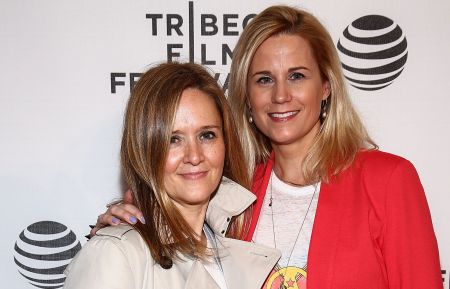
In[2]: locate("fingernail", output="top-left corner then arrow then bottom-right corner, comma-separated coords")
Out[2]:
112,217 -> 120,224
84,234 -> 91,240
129,216 -> 137,224
89,224 -> 95,229
140,216 -> 146,224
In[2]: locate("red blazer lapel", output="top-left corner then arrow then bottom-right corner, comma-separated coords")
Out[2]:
307,175 -> 346,289
246,153 -> 274,242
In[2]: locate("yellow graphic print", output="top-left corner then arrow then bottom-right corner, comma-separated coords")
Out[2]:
264,264 -> 307,289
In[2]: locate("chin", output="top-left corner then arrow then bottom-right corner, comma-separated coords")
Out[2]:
182,195 -> 213,206
184,186 -> 215,199
269,133 -> 301,145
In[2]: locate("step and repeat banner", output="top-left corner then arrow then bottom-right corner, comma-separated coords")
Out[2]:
1,0 -> 449,288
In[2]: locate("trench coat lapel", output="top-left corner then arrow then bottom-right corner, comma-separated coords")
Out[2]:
153,258 -> 222,289
183,241 -> 280,289
206,177 -> 256,237
219,238 -> 281,289
185,261 -> 221,289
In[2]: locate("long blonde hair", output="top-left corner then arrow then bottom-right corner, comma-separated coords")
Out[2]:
121,62 -> 251,266
228,5 -> 377,184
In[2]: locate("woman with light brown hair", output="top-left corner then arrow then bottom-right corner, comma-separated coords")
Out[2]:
91,6 -> 442,289
63,62 -> 280,289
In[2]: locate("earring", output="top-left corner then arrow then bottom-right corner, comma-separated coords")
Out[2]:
248,105 -> 253,123
321,99 -> 328,119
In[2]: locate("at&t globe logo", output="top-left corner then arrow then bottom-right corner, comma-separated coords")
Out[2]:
13,221 -> 81,288
337,15 -> 408,91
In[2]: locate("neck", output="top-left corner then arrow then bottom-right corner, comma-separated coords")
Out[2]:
175,202 -> 208,239
271,121 -> 320,185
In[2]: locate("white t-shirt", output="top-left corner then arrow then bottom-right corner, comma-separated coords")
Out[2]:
252,172 -> 320,288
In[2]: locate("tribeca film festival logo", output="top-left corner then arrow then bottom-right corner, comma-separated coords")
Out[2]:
337,15 -> 408,91
110,1 -> 256,94
13,221 -> 81,288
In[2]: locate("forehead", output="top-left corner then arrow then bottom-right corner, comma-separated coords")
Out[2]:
250,34 -> 317,70
173,88 -> 222,128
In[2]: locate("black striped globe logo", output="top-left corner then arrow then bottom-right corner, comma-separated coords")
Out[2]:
13,221 -> 81,288
337,15 -> 408,91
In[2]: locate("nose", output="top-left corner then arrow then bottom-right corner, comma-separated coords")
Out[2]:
272,82 -> 292,104
183,140 -> 204,165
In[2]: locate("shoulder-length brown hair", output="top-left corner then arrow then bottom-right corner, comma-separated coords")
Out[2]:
121,62 -> 250,265
228,5 -> 377,184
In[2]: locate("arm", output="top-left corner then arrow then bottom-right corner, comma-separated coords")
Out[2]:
90,189 -> 144,237
63,236 -> 136,289
382,159 -> 442,289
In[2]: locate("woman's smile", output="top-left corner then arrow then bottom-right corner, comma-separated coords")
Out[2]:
268,110 -> 300,122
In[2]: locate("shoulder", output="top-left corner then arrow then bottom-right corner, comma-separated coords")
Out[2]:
87,224 -> 144,248
92,225 -> 148,257
340,150 -> 424,204
65,225 -> 148,274
357,149 -> 408,166
64,225 -> 149,289
96,224 -> 137,240
332,149 -> 421,195
353,149 -> 417,177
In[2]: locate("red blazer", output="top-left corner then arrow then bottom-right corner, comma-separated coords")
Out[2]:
246,150 -> 442,289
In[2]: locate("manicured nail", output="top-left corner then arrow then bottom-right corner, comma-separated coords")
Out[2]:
112,217 -> 120,224
89,224 -> 95,229
140,216 -> 146,224
129,216 -> 137,224
84,234 -> 91,240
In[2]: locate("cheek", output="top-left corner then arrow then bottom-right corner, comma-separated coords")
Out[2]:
298,85 -> 324,111
248,92 -> 268,115
248,84 -> 263,109
164,149 -> 182,175
206,142 -> 226,169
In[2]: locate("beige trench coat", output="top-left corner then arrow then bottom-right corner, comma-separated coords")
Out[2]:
63,178 -> 281,289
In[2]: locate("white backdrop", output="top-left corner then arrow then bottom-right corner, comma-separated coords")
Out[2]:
1,0 -> 449,288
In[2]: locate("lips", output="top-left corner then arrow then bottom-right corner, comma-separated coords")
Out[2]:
268,110 -> 299,122
179,171 -> 208,180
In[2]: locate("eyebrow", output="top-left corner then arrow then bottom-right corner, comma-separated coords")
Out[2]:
199,125 -> 222,130
250,66 -> 310,77
172,125 -> 222,134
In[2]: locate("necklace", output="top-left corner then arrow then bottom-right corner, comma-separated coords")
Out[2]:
269,170 -> 319,276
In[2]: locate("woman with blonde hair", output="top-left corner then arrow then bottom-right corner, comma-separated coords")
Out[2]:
228,6 -> 442,289
63,62 -> 280,289
91,5 -> 442,289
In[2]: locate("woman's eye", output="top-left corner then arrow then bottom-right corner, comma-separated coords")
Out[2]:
200,131 -> 216,140
290,72 -> 305,80
170,135 -> 181,144
256,76 -> 272,85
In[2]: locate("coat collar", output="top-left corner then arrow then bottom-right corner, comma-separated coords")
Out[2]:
205,178 -> 280,289
180,238 -> 280,289
205,177 -> 256,237
218,237 -> 280,289
99,177 -> 256,241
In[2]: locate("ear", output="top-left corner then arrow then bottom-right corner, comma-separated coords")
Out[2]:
322,80 -> 331,100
